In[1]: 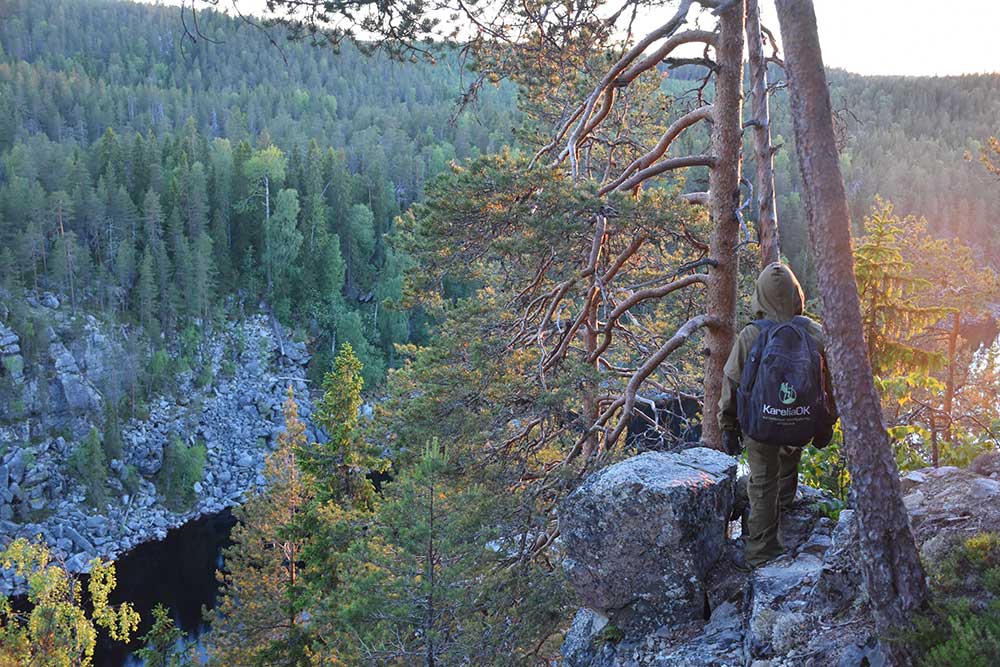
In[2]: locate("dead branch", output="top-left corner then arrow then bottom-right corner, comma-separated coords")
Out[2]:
599,105 -> 714,195
560,0 -> 696,175
589,273 -> 709,362
615,30 -> 717,86
615,154 -> 717,192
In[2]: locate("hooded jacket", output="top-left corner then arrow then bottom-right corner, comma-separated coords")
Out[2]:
717,262 -> 836,434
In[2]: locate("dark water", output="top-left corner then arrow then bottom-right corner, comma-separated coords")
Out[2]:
94,510 -> 236,667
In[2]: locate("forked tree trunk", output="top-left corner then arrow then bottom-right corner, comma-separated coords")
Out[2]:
774,1 -> 929,662
702,0 -> 745,451
745,0 -> 780,267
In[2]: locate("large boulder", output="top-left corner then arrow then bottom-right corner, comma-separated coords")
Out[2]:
560,448 -> 737,629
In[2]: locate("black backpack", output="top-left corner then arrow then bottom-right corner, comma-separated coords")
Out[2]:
737,316 -> 829,447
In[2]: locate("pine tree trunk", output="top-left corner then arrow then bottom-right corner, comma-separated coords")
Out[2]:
774,1 -> 929,661
702,0 -> 745,451
745,0 -> 780,267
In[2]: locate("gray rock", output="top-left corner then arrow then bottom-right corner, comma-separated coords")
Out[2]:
0,329 -> 18,349
63,525 -> 95,553
971,452 -> 1000,478
85,515 -> 108,537
283,341 -> 310,365
6,451 -> 25,484
837,638 -> 886,667
561,608 -> 617,667
970,477 -> 1000,500
65,553 -> 91,572
650,600 -> 745,666
747,554 -> 823,654
903,490 -> 925,510
50,343 -> 79,374
559,448 -> 736,628
41,292 -> 60,309
900,470 -> 928,492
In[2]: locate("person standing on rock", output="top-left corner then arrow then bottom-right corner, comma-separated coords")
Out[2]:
717,262 -> 838,567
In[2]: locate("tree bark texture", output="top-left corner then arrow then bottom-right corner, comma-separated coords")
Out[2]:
745,0 -> 781,267
702,0 -> 745,451
774,1 -> 929,661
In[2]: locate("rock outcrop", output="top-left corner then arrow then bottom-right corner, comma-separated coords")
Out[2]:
0,295 -> 315,593
560,450 -> 1000,667
560,448 -> 736,632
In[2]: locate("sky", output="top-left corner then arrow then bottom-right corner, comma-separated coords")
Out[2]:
147,0 -> 1000,77
758,0 -> 1000,76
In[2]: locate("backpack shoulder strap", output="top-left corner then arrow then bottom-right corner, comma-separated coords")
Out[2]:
739,320 -> 776,392
753,318 -> 775,335
790,315 -> 819,353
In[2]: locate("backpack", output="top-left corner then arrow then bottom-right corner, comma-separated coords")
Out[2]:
736,316 -> 829,447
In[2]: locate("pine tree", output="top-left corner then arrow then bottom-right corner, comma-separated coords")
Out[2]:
343,203 -> 375,295
206,388 -> 311,667
97,127 -> 125,186
134,604 -> 190,667
51,229 -> 83,309
142,190 -> 175,331
183,161 -> 210,240
165,209 -> 192,320
333,440 -> 478,666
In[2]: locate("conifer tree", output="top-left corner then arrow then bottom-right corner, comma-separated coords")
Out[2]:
190,230 -> 215,322
291,345 -> 387,660
854,198 -> 953,377
334,440 -> 479,666
263,188 -> 303,305
134,604 -> 191,667
206,387 -> 311,667
137,248 -> 156,329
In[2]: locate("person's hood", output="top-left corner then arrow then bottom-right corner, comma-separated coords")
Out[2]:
751,262 -> 804,322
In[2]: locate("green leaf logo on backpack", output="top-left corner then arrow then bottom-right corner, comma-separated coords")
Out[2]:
779,382 -> 797,405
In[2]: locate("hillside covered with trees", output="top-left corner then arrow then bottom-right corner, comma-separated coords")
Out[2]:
0,0 -> 516,386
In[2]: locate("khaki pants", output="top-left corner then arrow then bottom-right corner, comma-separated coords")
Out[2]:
745,439 -> 801,566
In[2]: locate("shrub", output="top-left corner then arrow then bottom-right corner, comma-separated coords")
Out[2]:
69,427 -> 109,508
180,324 -> 201,360
155,436 -> 207,512
913,600 -> 1000,667
122,464 -> 142,497
906,532 -> 1000,666
940,434 -> 996,469
102,402 -> 123,460
799,426 -> 850,501
195,363 -> 214,389
147,349 -> 171,393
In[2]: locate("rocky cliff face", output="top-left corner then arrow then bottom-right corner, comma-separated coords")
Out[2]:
559,449 -> 1000,667
0,294 -> 315,592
